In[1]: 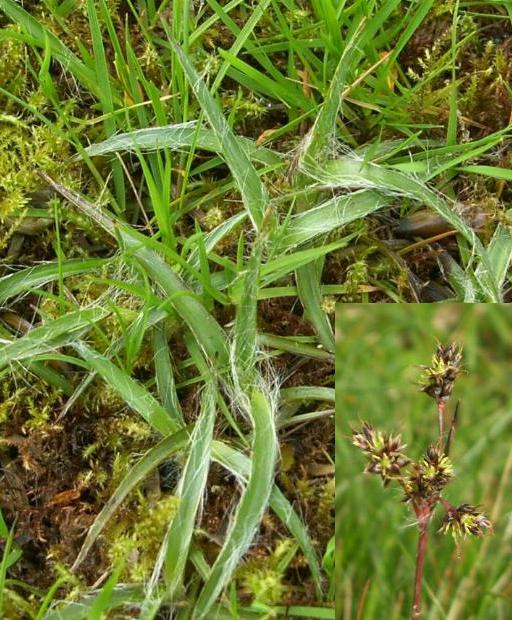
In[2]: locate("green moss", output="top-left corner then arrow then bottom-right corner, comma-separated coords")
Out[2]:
0,119 -> 74,222
203,206 -> 225,230
0,25 -> 26,102
237,539 -> 295,606
242,567 -> 285,606
0,377 -> 63,430
320,296 -> 337,315
343,259 -> 369,295
106,493 -> 179,582
222,89 -> 269,128
459,38 -> 512,128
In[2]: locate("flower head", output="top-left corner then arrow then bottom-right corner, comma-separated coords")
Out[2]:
352,422 -> 410,486
404,445 -> 454,505
439,504 -> 492,540
419,342 -> 463,403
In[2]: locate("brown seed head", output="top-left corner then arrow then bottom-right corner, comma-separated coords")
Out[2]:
404,445 -> 454,505
352,422 -> 410,486
419,342 -> 463,403
439,504 -> 492,539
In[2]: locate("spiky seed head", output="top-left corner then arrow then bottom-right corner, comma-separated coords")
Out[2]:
439,504 -> 492,539
352,422 -> 410,486
403,445 -> 454,505
419,342 -> 463,403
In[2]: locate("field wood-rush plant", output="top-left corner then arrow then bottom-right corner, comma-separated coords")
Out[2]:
351,342 -> 492,619
2,0 -> 512,617
0,1 -> 339,616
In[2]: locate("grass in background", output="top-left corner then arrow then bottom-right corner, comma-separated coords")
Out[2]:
336,305 -> 512,620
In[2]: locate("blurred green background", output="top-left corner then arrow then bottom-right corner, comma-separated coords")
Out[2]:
336,305 -> 512,620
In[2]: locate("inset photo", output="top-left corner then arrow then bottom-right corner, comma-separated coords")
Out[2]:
336,305 -> 512,620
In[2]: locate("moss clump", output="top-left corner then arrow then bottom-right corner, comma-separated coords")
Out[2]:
459,40 -> 512,131
0,377 -> 63,430
0,25 -> 26,103
343,259 -> 369,295
202,205 -> 225,230
106,492 -> 179,582
320,296 -> 337,315
237,539 -> 295,606
0,118 -> 74,243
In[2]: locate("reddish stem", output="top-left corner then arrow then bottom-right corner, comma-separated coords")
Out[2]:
412,503 -> 432,620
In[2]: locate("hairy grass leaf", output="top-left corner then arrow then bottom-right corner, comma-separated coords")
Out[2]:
315,157 -> 501,301
169,41 -> 268,232
211,441 -> 324,599
163,383 -> 216,595
72,427 -> 191,571
0,259 -> 109,304
193,389 -> 278,618
73,341 -> 179,436
83,123 -> 281,166
0,308 -> 109,370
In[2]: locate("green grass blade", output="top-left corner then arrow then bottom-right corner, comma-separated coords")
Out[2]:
83,123 -> 281,166
210,0 -> 272,94
71,427 -> 191,571
475,222 -> 512,296
0,523 -> 15,617
300,19 -> 366,162
153,323 -> 184,427
446,1 -> 459,149
85,0 -> 124,210
232,240 -> 262,386
40,174 -> 230,366
427,132 -> 509,180
87,563 -> 124,620
280,387 -> 335,403
86,0 -> 118,116
438,251 -> 476,301
211,441 -> 324,599
34,576 -> 71,620
296,258 -> 334,353
0,307 -> 109,370
164,382 -> 216,595
458,165 -> 512,181
0,259 -> 108,304
121,229 -> 229,366
316,157 -> 500,301
169,40 -> 268,232
385,0 -> 434,66
279,191 -> 388,248
294,258 -> 334,356
219,50 -> 312,110
42,585 -> 145,620
269,486 -> 324,599
193,389 -> 278,618
289,19 -> 368,352
27,359 -> 74,396
186,211 -> 247,270
257,333 -> 334,361
0,0 -> 105,99
262,237 -> 355,285
72,341 -> 179,436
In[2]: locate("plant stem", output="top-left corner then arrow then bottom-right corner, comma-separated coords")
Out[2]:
412,504 -> 431,620
437,400 -> 445,450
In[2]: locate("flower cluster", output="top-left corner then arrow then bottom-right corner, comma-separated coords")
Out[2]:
439,504 -> 492,540
352,422 -> 410,486
419,342 -> 463,403
403,445 -> 454,506
351,341 -> 492,620
351,341 -> 491,544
